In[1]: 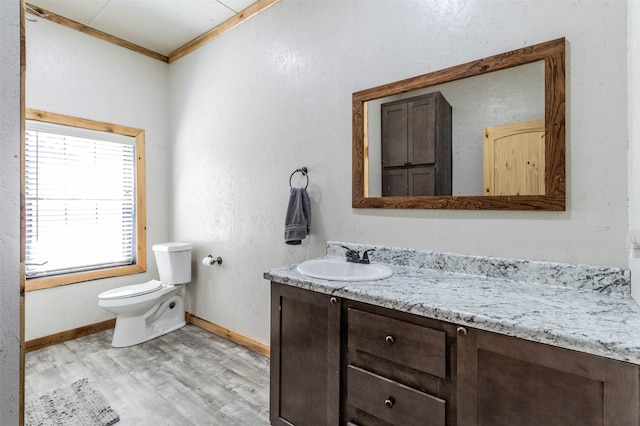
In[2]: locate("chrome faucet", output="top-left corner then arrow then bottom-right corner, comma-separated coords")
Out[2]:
341,246 -> 375,264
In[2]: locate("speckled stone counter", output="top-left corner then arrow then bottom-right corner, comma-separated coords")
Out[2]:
264,241 -> 640,365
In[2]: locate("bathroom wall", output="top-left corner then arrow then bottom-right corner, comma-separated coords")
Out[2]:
24,19 -> 171,340
629,0 -> 640,301
0,0 -> 22,422
170,0 -> 629,345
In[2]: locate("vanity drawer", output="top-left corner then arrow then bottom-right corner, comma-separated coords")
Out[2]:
348,308 -> 447,378
347,365 -> 446,426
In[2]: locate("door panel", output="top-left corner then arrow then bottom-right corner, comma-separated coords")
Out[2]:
484,120 -> 545,196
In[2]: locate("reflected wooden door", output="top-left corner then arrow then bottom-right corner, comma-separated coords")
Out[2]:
484,120 -> 545,196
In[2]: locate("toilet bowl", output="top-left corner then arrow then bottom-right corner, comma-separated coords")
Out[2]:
98,280 -> 186,347
98,242 -> 192,347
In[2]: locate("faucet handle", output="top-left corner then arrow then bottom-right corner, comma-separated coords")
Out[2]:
341,245 -> 360,262
362,249 -> 375,264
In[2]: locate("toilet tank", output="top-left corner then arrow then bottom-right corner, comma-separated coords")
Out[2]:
152,242 -> 193,284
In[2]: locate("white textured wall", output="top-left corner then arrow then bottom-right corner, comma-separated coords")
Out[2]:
0,0 -> 22,422
25,19 -> 171,340
170,0 -> 629,345
629,0 -> 640,302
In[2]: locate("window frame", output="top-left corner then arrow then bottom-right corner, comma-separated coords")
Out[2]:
24,109 -> 147,291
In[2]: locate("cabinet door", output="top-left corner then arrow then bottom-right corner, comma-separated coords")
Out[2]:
408,96 -> 436,166
382,103 -> 408,167
270,283 -> 341,426
382,167 -> 436,197
408,166 -> 435,196
382,95 -> 437,168
457,327 -> 639,426
382,168 -> 408,197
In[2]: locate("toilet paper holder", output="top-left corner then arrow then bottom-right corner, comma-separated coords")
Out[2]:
203,255 -> 223,266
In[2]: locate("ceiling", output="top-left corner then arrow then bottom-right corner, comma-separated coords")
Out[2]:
26,0 -> 257,57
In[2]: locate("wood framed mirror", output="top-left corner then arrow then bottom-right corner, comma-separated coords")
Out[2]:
352,38 -> 565,210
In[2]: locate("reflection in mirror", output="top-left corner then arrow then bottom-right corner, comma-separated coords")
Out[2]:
366,62 -> 544,197
352,38 -> 565,210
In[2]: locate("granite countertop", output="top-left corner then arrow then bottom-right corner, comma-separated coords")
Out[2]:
264,241 -> 640,365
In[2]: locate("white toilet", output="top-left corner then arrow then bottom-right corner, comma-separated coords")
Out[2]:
98,242 -> 193,347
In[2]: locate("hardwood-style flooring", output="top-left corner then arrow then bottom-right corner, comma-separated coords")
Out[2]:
25,324 -> 270,425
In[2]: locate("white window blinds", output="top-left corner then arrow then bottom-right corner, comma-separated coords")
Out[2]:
25,120 -> 137,278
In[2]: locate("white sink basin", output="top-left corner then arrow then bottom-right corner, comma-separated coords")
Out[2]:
296,257 -> 393,282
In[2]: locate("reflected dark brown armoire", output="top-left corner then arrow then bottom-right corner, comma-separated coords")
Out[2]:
381,91 -> 452,197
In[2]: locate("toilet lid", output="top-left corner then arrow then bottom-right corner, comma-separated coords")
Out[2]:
99,279 -> 163,300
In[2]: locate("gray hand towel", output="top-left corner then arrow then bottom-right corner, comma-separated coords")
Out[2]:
285,187 -> 311,245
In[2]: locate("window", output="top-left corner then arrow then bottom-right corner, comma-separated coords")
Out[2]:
24,109 -> 146,291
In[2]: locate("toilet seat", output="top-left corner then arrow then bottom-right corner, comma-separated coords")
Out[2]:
99,279 -> 163,300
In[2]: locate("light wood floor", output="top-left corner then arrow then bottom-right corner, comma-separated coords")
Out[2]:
25,324 -> 270,425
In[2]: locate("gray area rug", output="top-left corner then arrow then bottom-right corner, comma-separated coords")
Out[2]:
26,378 -> 120,426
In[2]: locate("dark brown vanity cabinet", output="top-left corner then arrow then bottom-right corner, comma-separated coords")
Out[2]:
456,327 -> 639,426
270,283 -> 639,425
381,92 -> 452,197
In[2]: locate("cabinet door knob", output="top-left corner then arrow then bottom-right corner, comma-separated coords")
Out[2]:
330,297 -> 338,304
457,326 -> 468,336
385,335 -> 395,345
384,397 -> 395,408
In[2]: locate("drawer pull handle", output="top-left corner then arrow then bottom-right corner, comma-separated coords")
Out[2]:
330,297 -> 338,304
385,335 -> 395,345
384,396 -> 395,408
457,326 -> 468,336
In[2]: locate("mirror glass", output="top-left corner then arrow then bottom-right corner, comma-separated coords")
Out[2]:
366,61 -> 544,197
352,38 -> 565,210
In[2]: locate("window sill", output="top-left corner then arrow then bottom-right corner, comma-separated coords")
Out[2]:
25,263 -> 147,292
